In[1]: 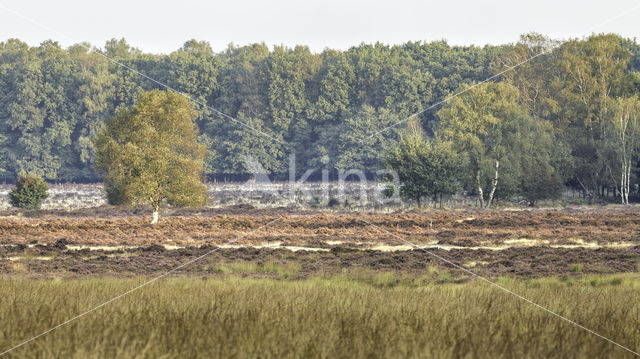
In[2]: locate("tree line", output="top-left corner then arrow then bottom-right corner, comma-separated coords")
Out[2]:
387,34 -> 640,205
0,37 -> 499,181
1,33 -> 639,204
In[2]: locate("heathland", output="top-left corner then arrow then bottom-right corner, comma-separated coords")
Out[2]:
1,205 -> 639,358
2,30 -> 640,358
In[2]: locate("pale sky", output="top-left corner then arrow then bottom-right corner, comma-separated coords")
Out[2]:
0,0 -> 638,54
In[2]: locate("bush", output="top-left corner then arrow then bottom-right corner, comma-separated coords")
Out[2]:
327,197 -> 341,207
382,185 -> 396,199
9,174 -> 49,210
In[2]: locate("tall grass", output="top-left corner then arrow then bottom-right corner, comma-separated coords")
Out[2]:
0,275 -> 639,358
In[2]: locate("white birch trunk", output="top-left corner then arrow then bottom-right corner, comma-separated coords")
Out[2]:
621,162 -> 626,204
486,160 -> 500,208
476,170 -> 485,208
626,163 -> 631,204
151,207 -> 159,225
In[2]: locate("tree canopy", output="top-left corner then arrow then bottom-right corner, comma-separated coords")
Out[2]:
385,125 -> 462,207
94,90 -> 207,223
0,38 -> 497,181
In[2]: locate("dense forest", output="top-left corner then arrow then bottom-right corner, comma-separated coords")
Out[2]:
0,36 -> 504,181
0,33 -> 639,201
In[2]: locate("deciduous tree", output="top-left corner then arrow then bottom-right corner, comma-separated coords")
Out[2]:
94,90 -> 208,224
385,126 -> 462,207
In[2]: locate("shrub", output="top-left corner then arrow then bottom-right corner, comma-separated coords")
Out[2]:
9,174 -> 49,210
327,197 -> 341,207
382,185 -> 396,199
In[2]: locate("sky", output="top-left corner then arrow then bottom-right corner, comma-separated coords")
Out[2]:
0,0 -> 638,54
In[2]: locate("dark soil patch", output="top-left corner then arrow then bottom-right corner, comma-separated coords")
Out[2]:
2,245 -> 638,279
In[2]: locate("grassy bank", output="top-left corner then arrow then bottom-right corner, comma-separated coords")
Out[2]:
1,274 -> 639,358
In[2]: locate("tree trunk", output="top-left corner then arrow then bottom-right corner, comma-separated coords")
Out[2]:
621,161 -> 631,205
151,206 -> 159,225
621,162 -> 626,204
625,163 -> 631,204
486,160 -> 500,208
476,170 -> 485,208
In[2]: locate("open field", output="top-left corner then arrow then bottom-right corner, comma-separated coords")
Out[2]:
1,206 -> 639,278
0,182 -> 399,211
1,206 -> 639,358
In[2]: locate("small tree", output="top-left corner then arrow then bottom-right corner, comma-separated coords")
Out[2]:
437,82 -> 566,207
519,160 -> 563,206
600,96 -> 640,204
437,82 -> 521,208
9,174 -> 49,210
514,119 -> 568,206
94,90 -> 208,224
385,128 -> 462,208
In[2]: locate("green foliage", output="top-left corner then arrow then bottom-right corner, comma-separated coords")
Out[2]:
436,82 -> 567,206
519,159 -> 564,205
436,82 -> 522,206
556,35 -> 633,199
0,38 -> 497,180
0,35 -> 639,205
511,112 -> 567,205
335,105 -> 400,173
9,174 -> 49,209
385,126 -> 462,206
94,90 -> 208,220
503,33 -> 640,202
598,96 -> 640,204
381,184 -> 396,198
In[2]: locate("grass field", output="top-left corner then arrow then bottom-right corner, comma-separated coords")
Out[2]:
1,274 -> 639,358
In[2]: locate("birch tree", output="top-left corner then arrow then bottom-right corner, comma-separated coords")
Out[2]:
436,82 -> 522,207
556,34 -> 632,199
603,96 -> 640,204
436,82 -> 563,207
94,90 -> 208,224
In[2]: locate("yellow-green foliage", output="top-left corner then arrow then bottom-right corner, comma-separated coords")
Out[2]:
1,275 -> 639,358
9,174 -> 49,210
94,90 -> 208,211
